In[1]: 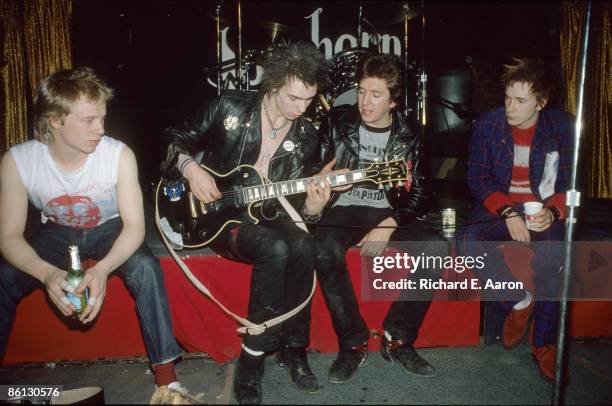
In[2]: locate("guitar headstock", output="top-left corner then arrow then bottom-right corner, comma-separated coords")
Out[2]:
363,159 -> 411,185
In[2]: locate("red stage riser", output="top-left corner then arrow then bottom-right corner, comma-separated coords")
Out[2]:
4,248 -> 610,365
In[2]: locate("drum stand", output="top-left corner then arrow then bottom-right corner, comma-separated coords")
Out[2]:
215,0 -> 223,95
405,1 -> 427,127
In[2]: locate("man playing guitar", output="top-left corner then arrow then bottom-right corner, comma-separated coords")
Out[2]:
161,41 -> 333,405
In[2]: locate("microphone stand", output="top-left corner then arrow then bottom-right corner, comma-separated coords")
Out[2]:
552,2 -> 591,404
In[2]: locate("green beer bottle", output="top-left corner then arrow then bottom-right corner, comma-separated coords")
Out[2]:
65,245 -> 89,317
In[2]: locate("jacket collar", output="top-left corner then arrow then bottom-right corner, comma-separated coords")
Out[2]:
339,107 -> 411,157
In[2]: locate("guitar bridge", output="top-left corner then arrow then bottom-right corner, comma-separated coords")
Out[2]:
199,200 -> 208,214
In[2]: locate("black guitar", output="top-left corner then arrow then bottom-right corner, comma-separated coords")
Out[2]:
156,159 -> 410,248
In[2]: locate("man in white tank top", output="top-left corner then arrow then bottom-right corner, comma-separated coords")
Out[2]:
0,67 -> 185,393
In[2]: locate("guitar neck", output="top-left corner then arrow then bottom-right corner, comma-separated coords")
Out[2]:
241,169 -> 367,204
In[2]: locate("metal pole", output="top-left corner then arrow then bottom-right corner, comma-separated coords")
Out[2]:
358,3 -> 363,46
403,2 -> 409,117
237,0 -> 243,90
552,2 -> 591,404
216,1 -> 223,95
420,1 -> 427,128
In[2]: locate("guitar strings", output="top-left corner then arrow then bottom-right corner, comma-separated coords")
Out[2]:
187,168 -> 405,206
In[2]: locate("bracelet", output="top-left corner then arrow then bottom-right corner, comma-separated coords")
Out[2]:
302,204 -> 322,222
179,157 -> 195,175
496,205 -> 514,219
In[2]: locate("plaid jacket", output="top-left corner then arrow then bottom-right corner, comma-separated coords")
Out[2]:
467,107 -> 574,216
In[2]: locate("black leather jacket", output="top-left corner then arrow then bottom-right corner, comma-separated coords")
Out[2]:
313,105 -> 427,225
162,90 -> 319,216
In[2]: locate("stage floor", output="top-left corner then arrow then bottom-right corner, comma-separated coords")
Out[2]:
1,339 -> 610,404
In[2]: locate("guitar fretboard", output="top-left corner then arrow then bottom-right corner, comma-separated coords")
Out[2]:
241,170 -> 367,203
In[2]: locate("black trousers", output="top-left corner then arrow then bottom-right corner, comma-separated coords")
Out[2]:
313,205 -> 447,349
209,218 -> 315,352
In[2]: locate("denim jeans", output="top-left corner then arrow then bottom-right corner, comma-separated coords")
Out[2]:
456,204 -> 565,347
0,217 -> 183,365
313,205 -> 447,349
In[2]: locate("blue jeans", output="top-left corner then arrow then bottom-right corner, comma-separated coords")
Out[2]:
456,204 -> 565,347
0,217 -> 183,365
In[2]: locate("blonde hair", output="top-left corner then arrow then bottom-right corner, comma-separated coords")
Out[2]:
33,67 -> 113,144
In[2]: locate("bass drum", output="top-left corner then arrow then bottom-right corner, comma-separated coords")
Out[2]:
328,48 -> 370,107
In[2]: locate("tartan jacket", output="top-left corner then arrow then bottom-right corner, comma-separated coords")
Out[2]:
467,107 -> 574,217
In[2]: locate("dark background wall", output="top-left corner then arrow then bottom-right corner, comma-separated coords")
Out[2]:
71,0 -> 561,191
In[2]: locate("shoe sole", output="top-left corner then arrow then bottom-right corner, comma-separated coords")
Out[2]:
274,354 -> 321,393
380,347 -> 436,378
327,354 -> 367,384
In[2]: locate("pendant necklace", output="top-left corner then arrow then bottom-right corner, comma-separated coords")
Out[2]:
262,99 -> 289,140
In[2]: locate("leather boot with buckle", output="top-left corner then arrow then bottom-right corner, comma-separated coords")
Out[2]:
233,350 -> 265,405
503,299 -> 535,348
274,346 -> 320,393
380,335 -> 436,377
328,343 -> 368,384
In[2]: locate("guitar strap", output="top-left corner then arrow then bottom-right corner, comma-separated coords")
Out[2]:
154,183 -> 317,336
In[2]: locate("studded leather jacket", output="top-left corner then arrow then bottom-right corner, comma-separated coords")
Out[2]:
162,90 -> 319,217
312,105 -> 427,225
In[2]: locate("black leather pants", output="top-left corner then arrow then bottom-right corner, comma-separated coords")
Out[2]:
210,219 -> 315,351
313,206 -> 447,348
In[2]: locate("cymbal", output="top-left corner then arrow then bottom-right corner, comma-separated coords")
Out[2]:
204,12 -> 229,25
253,20 -> 297,42
370,5 -> 423,27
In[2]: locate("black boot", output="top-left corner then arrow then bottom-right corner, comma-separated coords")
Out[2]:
328,343 -> 368,384
233,350 -> 265,404
274,346 -> 320,393
380,335 -> 435,377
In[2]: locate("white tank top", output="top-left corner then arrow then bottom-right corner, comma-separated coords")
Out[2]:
10,136 -> 124,228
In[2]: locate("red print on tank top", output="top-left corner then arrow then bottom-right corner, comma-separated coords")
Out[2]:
45,194 -> 101,228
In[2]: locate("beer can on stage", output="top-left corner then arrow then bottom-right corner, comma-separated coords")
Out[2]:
441,208 -> 456,238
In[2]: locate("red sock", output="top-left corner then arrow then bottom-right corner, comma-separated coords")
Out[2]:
153,362 -> 177,386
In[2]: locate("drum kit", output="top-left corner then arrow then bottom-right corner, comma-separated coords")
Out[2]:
204,1 -> 426,126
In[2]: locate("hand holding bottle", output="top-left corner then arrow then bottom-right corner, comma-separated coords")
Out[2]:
77,266 -> 109,324
42,267 -> 74,317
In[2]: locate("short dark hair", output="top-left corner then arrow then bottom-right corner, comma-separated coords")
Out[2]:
501,57 -> 554,106
356,53 -> 403,104
260,41 -> 330,94
33,67 -> 113,144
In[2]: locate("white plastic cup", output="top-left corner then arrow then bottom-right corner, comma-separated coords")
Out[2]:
523,201 -> 543,230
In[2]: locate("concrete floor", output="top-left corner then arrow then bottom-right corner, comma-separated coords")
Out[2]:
1,339 -> 610,404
